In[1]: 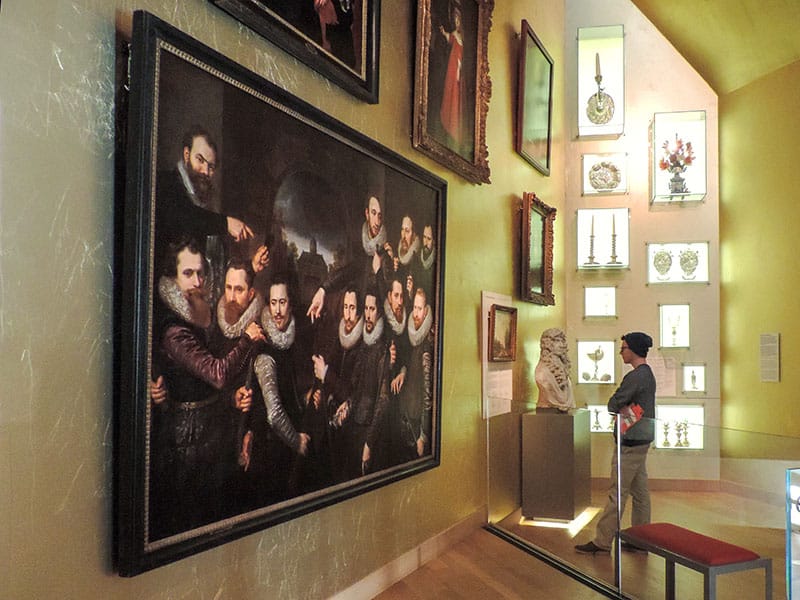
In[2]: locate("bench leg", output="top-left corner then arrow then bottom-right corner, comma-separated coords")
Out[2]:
665,559 -> 675,600
704,573 -> 716,600
765,561 -> 772,600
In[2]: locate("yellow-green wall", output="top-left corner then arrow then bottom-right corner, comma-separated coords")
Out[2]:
0,0 -> 565,597
720,59 -> 800,458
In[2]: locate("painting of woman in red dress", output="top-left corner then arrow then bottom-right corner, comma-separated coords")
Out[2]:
438,7 -> 465,152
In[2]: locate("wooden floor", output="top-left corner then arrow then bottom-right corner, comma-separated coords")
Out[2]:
374,489 -> 785,599
374,528 -> 607,600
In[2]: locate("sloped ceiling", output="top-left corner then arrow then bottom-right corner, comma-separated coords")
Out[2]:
630,0 -> 800,94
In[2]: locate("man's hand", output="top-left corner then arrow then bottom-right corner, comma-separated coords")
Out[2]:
251,245 -> 270,273
389,340 -> 396,366
333,401 -> 349,427
311,354 -> 328,383
311,388 -> 322,410
239,430 -> 253,471
306,287 -> 326,322
361,443 -> 371,475
244,321 -> 265,342
406,274 -> 414,297
391,371 -> 405,394
150,375 -> 167,405
298,433 -> 311,456
226,216 -> 254,241
234,386 -> 253,412
416,436 -> 425,457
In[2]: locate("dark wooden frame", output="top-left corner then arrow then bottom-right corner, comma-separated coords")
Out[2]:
488,304 -> 517,362
521,192 -> 555,305
412,0 -> 493,184
208,0 -> 380,103
515,19 -> 554,176
116,11 -> 445,575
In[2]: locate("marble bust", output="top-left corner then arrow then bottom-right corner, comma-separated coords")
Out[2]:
535,328 -> 575,412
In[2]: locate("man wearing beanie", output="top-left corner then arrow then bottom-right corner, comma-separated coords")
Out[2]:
575,332 -> 656,554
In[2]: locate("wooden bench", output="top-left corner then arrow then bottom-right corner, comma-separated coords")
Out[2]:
614,522 -> 772,600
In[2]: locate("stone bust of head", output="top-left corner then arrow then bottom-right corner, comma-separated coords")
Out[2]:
535,328 -> 575,412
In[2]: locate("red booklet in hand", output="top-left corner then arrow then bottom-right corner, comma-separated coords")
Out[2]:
619,403 -> 644,435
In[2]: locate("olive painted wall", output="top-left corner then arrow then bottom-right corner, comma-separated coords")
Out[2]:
0,0 -> 566,597
720,59 -> 800,458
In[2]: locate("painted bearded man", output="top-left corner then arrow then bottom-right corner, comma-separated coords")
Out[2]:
534,328 -> 575,412
306,194 -> 389,323
396,287 -> 434,463
150,237 -> 264,539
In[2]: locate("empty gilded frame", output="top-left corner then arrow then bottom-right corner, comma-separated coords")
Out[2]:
647,242 -> 709,283
577,340 -> 615,384
651,110 -> 707,203
582,153 -> 627,195
577,208 -> 629,269
584,286 -> 616,318
682,364 -> 706,393
577,25 -> 624,137
659,304 -> 690,348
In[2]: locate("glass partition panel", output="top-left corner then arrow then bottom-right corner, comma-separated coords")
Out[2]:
487,413 -> 800,599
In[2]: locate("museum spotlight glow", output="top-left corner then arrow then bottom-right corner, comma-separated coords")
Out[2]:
519,507 -> 600,537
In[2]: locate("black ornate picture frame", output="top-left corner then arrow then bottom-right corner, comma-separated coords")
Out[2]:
521,192 -> 555,305
209,0 -> 380,103
116,11 -> 445,575
515,19 -> 553,176
412,0 -> 493,184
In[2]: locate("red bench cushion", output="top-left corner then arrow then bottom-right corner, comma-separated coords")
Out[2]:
623,522 -> 760,566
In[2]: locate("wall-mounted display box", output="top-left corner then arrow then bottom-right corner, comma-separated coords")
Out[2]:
577,25 -> 624,137
577,340 -> 615,384
587,404 -> 614,433
655,404 -> 704,449
659,304 -> 690,349
584,286 -> 616,318
647,242 -> 709,283
682,364 -> 706,394
577,208 -> 629,269
651,110 -> 706,203
582,153 -> 627,195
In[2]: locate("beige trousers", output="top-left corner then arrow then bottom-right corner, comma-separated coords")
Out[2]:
593,443 -> 651,549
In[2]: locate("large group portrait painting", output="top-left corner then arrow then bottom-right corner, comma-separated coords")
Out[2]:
117,12 -> 445,574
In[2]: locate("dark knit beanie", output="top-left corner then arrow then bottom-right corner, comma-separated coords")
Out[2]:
623,332 -> 653,358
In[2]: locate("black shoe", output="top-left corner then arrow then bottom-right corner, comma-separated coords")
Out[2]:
621,541 -> 647,553
575,541 -> 609,554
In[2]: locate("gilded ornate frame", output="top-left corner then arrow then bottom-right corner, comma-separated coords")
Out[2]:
521,192 -> 555,305
412,0 -> 493,184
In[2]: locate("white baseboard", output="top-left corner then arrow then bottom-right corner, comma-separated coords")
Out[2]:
329,507 -> 487,599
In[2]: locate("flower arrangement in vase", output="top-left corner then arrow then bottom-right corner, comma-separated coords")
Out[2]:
659,134 -> 695,194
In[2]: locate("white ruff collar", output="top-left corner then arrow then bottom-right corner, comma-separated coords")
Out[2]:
260,307 -> 296,350
420,246 -> 435,270
407,305 -> 432,347
361,221 -> 387,256
158,275 -> 210,328
339,316 -> 364,350
397,236 -> 420,266
384,298 -> 406,335
216,292 -> 264,338
362,316 -> 384,346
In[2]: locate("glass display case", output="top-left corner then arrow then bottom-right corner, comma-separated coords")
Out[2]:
577,25 -> 624,137
655,404 -> 704,449
659,304 -> 691,348
577,208 -> 629,269
787,468 -> 800,598
582,153 -> 627,195
577,340 -> 615,384
647,242 -> 709,283
651,110 -> 707,203
682,364 -> 706,394
584,286 -> 616,318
